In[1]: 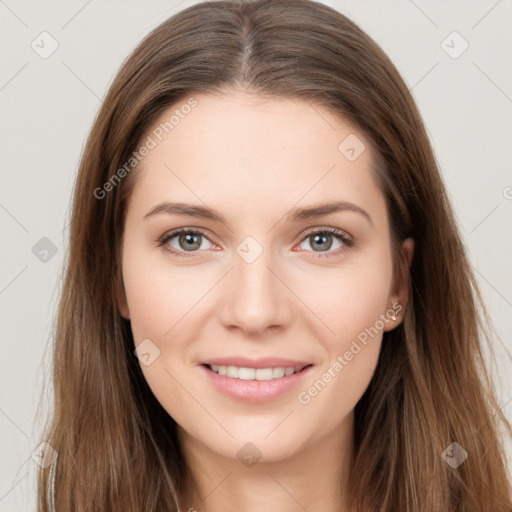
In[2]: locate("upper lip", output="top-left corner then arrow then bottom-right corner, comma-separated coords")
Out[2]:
199,357 -> 313,370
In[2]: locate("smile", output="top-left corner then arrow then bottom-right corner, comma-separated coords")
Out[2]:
206,364 -> 308,380
199,362 -> 314,402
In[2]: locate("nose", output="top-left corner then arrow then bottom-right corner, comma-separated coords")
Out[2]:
218,245 -> 293,336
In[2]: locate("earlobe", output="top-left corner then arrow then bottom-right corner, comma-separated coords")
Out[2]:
402,237 -> 414,269
116,281 -> 131,320
118,301 -> 130,320
384,237 -> 414,331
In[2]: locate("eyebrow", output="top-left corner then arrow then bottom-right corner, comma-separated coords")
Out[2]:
144,200 -> 373,227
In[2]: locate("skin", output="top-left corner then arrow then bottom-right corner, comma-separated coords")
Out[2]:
118,89 -> 414,512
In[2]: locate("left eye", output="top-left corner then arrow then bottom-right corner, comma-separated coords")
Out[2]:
297,229 -> 350,253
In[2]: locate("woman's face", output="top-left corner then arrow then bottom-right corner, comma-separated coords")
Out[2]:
119,90 -> 412,463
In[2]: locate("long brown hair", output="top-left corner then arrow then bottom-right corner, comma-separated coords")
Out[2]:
37,0 -> 512,510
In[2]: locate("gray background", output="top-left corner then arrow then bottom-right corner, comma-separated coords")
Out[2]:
1,0 -> 511,509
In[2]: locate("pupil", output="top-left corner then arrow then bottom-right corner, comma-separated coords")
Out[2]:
181,233 -> 200,251
312,234 -> 331,251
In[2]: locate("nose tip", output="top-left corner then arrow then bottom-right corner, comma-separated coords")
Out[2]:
218,251 -> 291,336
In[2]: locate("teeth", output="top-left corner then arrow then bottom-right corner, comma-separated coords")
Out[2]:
226,365 -> 238,378
272,367 -> 285,378
256,368 -> 273,380
209,364 -> 303,380
239,367 -> 256,380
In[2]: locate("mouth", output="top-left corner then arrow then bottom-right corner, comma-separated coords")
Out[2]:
199,361 -> 314,402
203,363 -> 312,380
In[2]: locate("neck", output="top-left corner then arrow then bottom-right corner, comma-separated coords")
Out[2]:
177,413 -> 354,512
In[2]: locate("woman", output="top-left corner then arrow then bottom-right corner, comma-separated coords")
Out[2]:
37,0 -> 512,510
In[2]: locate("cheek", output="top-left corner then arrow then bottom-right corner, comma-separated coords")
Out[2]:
290,254 -> 392,405
291,258 -> 393,346
121,247 -> 205,421
121,245 -> 210,343
293,277 -> 387,435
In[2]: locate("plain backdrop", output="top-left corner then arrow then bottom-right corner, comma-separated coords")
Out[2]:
1,1 -> 511,510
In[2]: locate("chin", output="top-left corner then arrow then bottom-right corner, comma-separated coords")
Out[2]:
204,425 -> 310,464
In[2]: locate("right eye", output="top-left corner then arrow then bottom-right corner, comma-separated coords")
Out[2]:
158,228 -> 216,257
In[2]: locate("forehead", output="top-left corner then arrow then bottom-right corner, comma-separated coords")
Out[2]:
126,90 -> 386,225
142,90 -> 362,163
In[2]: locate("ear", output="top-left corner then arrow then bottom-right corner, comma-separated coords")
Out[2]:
383,237 -> 414,331
116,279 -> 131,320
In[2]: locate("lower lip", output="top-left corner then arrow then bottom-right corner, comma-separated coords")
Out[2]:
199,364 -> 314,403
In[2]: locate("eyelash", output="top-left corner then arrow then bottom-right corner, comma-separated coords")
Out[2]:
157,227 -> 354,259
